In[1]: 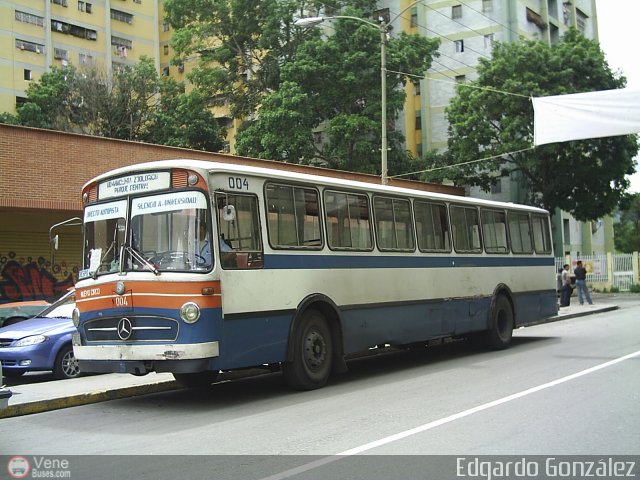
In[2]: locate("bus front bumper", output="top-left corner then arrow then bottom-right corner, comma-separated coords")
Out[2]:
73,341 -> 220,375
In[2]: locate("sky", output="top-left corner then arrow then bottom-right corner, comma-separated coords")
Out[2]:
595,0 -> 640,193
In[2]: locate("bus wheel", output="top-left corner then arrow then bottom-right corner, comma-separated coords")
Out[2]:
283,309 -> 333,391
173,371 -> 219,388
485,295 -> 514,350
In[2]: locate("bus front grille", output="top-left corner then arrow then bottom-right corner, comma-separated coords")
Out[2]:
83,316 -> 179,342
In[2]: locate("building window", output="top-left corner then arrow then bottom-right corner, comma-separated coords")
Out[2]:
415,112 -> 422,130
24,69 -> 32,81
454,39 -> 464,53
452,5 -> 462,19
16,39 -> 44,54
79,2 -> 92,13
112,36 -> 133,57
79,53 -> 94,65
455,75 -> 466,83
52,20 -> 97,40
163,22 -> 170,32
410,8 -> 418,27
162,66 -> 170,76
413,81 -> 420,96
111,9 -> 134,24
526,7 -> 547,30
490,177 -> 502,194
484,33 -> 494,49
15,10 -> 45,27
51,0 -> 68,7
372,8 -> 390,23
576,8 -> 587,33
54,48 -> 68,60
163,45 -> 169,55
133,0 -> 141,4
482,0 -> 493,12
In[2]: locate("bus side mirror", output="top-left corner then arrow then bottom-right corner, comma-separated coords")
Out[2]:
223,205 -> 236,221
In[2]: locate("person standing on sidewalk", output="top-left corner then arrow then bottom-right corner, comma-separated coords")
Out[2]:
574,260 -> 593,305
560,264 -> 573,307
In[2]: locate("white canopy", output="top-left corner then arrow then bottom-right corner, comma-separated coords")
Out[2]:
532,88 -> 640,146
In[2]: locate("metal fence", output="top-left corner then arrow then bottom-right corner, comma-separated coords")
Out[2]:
555,252 -> 639,291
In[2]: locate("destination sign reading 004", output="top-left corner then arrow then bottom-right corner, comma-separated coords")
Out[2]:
99,172 -> 170,199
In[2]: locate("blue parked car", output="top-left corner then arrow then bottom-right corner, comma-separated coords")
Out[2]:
0,290 -> 80,380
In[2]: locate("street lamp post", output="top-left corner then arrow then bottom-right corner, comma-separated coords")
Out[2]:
295,2 -> 424,185
295,15 -> 390,184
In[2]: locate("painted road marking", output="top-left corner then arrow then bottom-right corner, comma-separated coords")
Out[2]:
260,349 -> 640,480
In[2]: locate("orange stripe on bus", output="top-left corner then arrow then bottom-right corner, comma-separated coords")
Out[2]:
76,281 -> 222,312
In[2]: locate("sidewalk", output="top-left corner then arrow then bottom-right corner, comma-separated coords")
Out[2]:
0,301 -> 621,419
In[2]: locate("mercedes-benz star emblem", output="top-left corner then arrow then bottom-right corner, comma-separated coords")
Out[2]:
117,318 -> 132,341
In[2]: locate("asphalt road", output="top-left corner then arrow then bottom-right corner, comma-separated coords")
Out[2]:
2,300 -> 639,479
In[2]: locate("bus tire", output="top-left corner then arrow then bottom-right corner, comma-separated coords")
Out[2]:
283,309 -> 333,391
173,371 -> 219,388
484,295 -> 514,350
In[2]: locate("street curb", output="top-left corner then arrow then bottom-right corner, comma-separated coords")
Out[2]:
527,305 -> 619,327
0,380 -> 181,419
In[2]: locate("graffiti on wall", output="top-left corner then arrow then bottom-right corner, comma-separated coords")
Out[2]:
0,251 -> 77,303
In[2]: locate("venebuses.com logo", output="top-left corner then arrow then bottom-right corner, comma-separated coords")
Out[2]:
7,456 -> 71,479
7,457 -> 30,479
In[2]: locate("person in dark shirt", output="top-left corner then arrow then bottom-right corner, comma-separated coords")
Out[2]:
574,260 -> 593,305
560,264 -> 573,307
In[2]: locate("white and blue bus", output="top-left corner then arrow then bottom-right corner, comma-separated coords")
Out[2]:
73,159 -> 557,390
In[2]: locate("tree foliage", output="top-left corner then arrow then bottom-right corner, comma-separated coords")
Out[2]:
442,29 -> 638,221
4,57 -> 224,151
614,193 -> 640,253
235,7 -> 440,175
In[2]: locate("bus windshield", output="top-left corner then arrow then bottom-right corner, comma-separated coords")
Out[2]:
126,191 -> 212,272
83,200 -> 128,277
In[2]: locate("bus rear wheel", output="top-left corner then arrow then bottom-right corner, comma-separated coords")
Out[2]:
283,309 -> 333,391
173,371 -> 219,388
484,295 -> 514,350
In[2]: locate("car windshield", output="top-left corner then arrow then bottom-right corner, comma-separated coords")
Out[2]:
37,291 -> 75,318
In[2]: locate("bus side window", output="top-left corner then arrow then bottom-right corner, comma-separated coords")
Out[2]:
216,194 -> 264,269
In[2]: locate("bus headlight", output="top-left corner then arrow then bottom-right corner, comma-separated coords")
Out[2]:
180,302 -> 201,323
72,308 -> 80,327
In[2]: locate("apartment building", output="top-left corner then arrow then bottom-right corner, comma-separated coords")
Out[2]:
0,0 -> 160,115
378,0 -> 606,255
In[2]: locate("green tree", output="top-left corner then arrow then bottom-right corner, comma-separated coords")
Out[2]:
163,1 -> 381,118
614,193 -> 640,253
443,29 -> 638,221
236,10 -> 439,175
17,66 -> 76,131
8,57 -> 225,150
144,79 -> 226,151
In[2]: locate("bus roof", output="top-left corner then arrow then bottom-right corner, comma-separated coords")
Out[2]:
86,158 -> 549,214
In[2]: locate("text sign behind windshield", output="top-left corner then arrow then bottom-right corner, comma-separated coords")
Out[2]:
99,172 -> 170,199
84,200 -> 128,222
132,191 -> 208,216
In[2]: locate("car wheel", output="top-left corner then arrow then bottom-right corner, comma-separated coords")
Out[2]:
53,345 -> 81,379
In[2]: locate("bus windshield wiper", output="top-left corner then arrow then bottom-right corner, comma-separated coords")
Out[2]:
124,245 -> 160,276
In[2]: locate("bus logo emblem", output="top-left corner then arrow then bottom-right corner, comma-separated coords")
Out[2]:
117,318 -> 132,340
